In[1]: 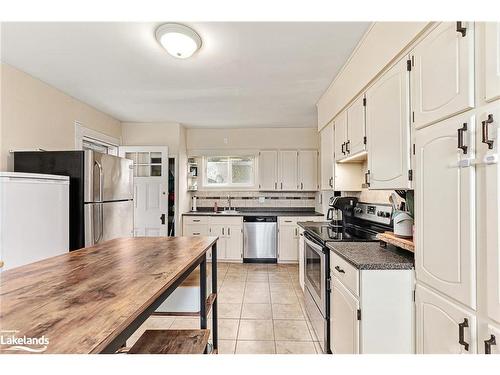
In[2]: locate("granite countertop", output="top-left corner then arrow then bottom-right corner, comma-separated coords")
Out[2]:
297,221 -> 329,229
183,209 -> 324,217
327,242 -> 414,270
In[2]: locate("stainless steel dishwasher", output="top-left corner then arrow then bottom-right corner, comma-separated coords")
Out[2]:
243,216 -> 277,263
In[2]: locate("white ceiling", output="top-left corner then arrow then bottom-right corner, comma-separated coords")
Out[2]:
1,22 -> 369,128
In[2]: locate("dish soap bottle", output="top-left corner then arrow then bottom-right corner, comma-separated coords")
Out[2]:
213,202 -> 218,213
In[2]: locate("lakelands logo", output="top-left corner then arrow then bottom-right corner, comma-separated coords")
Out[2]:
0,330 -> 49,353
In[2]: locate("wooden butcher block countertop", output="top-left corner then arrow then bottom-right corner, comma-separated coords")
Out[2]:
0,236 -> 217,354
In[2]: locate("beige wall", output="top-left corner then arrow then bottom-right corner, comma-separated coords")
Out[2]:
187,127 -> 319,152
121,122 -> 181,154
317,22 -> 430,130
0,63 -> 121,170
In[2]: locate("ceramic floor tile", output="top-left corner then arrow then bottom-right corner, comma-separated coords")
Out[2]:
275,341 -> 317,354
217,340 -> 236,354
218,289 -> 244,304
238,319 -> 274,340
241,303 -> 272,320
235,340 -> 276,354
169,317 -> 201,330
273,320 -> 312,341
269,273 -> 292,283
272,303 -> 305,320
218,303 -> 242,319
218,319 -> 240,340
245,282 -> 270,294
270,290 -> 299,304
243,289 -> 271,304
269,282 -> 293,293
246,273 -> 269,282
223,274 -> 247,283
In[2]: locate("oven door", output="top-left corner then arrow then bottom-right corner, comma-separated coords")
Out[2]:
304,234 -> 327,316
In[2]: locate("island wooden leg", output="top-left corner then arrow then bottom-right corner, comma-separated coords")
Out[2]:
199,253 -> 207,354
211,242 -> 218,353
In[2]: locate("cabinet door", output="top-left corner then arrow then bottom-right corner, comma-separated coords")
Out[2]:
259,150 -> 278,190
477,321 -> 500,354
320,122 -> 334,190
415,112 -> 476,308
334,111 -> 348,161
298,150 -> 318,191
279,150 -> 298,191
209,224 -> 226,260
346,95 -> 366,156
485,22 -> 500,102
477,107 -> 500,323
330,278 -> 359,354
278,225 -> 299,262
366,57 -> 411,190
412,22 -> 475,129
416,284 -> 476,354
225,225 -> 243,261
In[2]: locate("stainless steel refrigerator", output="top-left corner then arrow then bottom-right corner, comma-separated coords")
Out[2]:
14,150 -> 134,250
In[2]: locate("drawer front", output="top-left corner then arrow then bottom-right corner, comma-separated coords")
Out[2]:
184,216 -> 209,225
330,252 -> 359,297
279,216 -> 300,226
183,224 -> 209,236
300,215 -> 324,222
209,216 -> 243,226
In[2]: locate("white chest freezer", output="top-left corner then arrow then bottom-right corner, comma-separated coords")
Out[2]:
0,172 -> 69,271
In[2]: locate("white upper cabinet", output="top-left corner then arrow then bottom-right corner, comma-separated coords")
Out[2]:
416,284 -> 477,354
279,150 -> 299,191
346,95 -> 367,156
298,150 -> 318,191
485,22 -> 500,102
320,121 -> 335,190
415,112 -> 476,309
412,22 -> 475,129
259,150 -> 278,190
334,111 -> 348,161
366,56 -> 412,190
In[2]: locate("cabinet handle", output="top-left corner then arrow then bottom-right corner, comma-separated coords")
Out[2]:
329,177 -> 333,188
341,142 -> 346,155
485,334 -> 497,354
193,219 -> 201,222
457,123 -> 468,154
346,140 -> 350,154
365,170 -> 370,187
193,232 -> 201,235
482,114 -> 494,150
301,182 -> 303,190
456,21 -> 467,37
222,228 -> 225,235
275,182 -> 277,190
228,227 -> 231,236
458,318 -> 469,351
281,182 -> 283,190
334,265 -> 345,274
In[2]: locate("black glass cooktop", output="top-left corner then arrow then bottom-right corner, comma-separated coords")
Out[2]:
304,224 -> 379,243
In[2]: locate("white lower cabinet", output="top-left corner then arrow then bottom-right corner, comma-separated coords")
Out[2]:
329,252 -> 414,354
416,284 -> 477,354
477,321 -> 500,354
183,216 -> 243,262
280,216 -> 323,263
330,278 -> 359,354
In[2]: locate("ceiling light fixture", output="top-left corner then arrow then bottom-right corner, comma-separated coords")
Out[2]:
155,23 -> 202,59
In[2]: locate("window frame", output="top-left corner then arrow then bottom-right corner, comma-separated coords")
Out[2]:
202,155 -> 256,188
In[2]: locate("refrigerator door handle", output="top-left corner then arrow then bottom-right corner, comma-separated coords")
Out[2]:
94,160 -> 103,202
94,203 -> 104,244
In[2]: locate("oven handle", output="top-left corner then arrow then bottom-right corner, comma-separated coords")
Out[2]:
304,234 -> 325,254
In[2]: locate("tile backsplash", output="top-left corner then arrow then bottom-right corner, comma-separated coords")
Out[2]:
192,191 -> 316,209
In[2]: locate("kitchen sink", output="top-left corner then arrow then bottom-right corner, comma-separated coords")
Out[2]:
217,210 -> 240,214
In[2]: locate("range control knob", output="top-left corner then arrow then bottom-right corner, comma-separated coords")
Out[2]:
354,207 -> 363,214
377,211 -> 383,217
382,212 -> 391,218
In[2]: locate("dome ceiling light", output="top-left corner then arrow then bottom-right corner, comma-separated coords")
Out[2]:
155,23 -> 202,59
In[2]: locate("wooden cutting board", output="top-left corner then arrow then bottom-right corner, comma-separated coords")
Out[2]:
376,231 -> 415,253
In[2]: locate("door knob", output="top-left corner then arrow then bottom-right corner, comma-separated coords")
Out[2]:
160,214 -> 166,225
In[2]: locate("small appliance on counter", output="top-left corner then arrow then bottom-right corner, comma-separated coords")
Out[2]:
393,210 -> 413,238
191,196 -> 197,212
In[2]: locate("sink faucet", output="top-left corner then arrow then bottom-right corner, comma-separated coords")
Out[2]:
226,195 -> 232,211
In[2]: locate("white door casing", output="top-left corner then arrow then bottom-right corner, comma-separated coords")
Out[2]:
412,22 -> 475,129
366,56 -> 411,189
415,113 -> 476,309
119,146 -> 169,237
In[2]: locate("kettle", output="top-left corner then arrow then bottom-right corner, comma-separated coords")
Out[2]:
393,210 -> 413,238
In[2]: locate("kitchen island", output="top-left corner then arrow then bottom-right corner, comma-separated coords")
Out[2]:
0,236 -> 218,354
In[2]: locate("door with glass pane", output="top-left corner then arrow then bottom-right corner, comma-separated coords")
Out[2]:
119,146 -> 169,237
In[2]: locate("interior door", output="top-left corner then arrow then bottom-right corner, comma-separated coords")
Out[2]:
279,150 -> 298,190
412,22 -> 475,129
346,95 -> 366,156
334,112 -> 348,161
366,56 -> 411,190
416,284 -> 476,354
415,112 -> 476,309
330,278 -> 359,354
259,150 -> 278,190
119,146 -> 169,237
298,150 -> 318,191
320,122 -> 334,189
485,22 -> 500,102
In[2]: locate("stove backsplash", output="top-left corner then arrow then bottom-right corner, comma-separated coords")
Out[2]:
192,191 -> 316,209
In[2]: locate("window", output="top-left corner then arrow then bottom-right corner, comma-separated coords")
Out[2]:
204,156 -> 255,187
